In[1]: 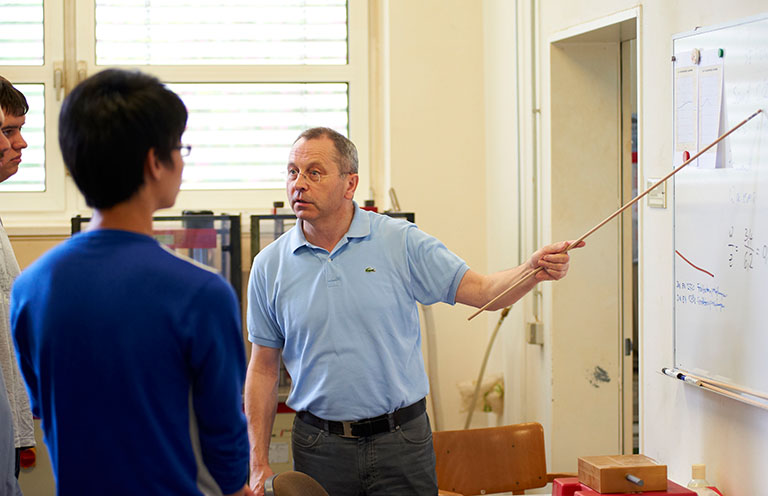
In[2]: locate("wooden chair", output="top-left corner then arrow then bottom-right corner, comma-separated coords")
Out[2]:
433,422 -> 572,495
264,471 -> 329,496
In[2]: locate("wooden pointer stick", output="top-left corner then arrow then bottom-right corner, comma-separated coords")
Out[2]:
468,108 -> 763,321
680,370 -> 768,401
699,382 -> 768,412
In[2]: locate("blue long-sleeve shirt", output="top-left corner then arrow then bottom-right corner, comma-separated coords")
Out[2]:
11,229 -> 249,495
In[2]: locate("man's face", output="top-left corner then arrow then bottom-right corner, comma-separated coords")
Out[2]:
286,136 -> 357,225
0,109 -> 9,164
0,111 -> 27,182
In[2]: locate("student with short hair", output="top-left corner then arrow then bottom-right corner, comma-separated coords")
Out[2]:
11,69 -> 253,496
0,76 -> 36,482
0,103 -> 22,496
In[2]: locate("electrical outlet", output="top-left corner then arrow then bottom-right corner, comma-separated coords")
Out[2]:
527,321 -> 544,345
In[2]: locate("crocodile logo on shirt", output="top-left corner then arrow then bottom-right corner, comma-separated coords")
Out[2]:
365,266 -> 376,273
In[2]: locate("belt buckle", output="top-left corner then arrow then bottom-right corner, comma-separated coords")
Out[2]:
340,421 -> 357,438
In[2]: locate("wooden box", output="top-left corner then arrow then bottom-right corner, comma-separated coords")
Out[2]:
578,455 -> 667,493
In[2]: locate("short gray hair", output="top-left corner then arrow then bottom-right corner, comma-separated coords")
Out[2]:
294,127 -> 358,174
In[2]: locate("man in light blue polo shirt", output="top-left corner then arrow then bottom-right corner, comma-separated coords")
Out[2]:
245,127 -> 581,496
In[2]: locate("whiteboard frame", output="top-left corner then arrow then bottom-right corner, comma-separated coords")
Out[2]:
672,11 -> 768,400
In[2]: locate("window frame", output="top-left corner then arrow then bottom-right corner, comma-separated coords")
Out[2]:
0,0 -> 67,217
0,0 -> 369,227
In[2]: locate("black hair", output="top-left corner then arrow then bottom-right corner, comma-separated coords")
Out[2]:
58,69 -> 188,209
0,76 -> 29,117
295,127 -> 358,174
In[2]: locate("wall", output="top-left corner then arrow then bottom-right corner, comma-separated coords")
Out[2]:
378,0 -> 492,431
9,234 -> 67,271
483,0 -> 768,493
481,0 -> 527,427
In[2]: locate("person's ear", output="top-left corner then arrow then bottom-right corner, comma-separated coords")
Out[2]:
343,173 -> 359,200
144,148 -> 163,181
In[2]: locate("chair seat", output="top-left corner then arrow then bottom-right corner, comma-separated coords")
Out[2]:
433,422 -> 555,496
264,471 -> 329,496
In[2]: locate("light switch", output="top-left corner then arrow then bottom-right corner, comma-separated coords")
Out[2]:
646,178 -> 666,208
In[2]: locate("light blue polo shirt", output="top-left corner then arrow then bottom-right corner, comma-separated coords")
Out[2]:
247,203 -> 469,420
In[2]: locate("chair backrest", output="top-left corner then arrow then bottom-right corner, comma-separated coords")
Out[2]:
433,422 -> 548,495
264,471 -> 329,496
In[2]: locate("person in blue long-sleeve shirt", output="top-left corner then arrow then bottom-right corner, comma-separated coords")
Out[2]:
10,69 -> 253,496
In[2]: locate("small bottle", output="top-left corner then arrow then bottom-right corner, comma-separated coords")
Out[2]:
686,464 -> 719,496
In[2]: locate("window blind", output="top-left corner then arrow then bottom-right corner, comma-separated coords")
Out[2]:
0,0 -> 44,65
95,0 -> 348,65
0,0 -> 354,194
167,82 -> 348,190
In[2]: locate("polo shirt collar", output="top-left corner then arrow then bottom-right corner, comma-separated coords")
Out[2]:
346,201 -> 371,239
288,201 -> 371,254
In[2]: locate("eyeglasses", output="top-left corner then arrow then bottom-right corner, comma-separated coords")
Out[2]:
174,144 -> 192,157
286,168 -> 350,184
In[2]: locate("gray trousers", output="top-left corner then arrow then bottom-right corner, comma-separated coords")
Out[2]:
292,411 -> 437,496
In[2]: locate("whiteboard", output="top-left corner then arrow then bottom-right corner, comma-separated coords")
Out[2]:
673,14 -> 768,397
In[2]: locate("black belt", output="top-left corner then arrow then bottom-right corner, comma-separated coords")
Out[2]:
296,398 -> 426,438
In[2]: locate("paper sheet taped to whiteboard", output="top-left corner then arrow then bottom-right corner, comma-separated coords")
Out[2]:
674,48 -> 725,168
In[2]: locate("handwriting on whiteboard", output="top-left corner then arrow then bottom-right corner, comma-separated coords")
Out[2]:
726,225 -> 768,270
675,280 -> 727,310
729,186 -> 756,205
